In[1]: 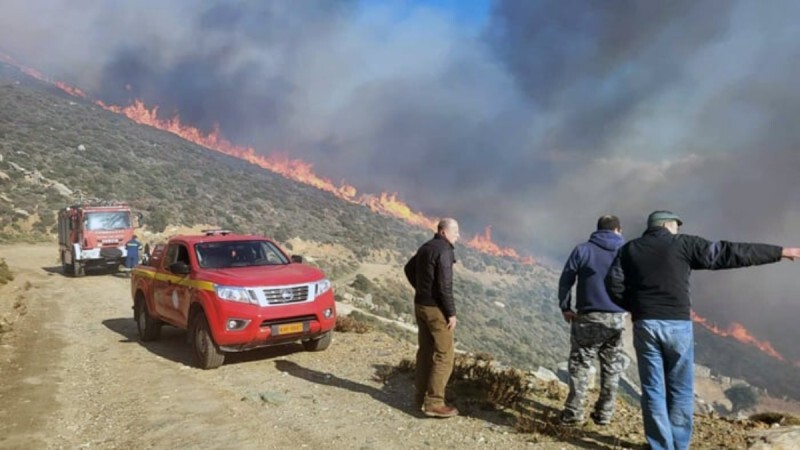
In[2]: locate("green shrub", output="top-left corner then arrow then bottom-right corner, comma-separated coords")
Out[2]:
725,384 -> 758,413
0,258 -> 13,285
351,274 -> 375,293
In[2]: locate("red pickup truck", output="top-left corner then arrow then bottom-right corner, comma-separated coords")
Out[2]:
130,230 -> 336,369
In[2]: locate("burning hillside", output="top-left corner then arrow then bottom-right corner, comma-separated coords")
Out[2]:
692,311 -> 787,362
0,53 -> 534,264
4,52 -> 800,374
468,226 -> 535,264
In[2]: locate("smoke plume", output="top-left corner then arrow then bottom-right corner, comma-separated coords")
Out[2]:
2,0 -> 800,359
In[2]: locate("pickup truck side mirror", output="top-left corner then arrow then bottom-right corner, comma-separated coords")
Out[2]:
290,255 -> 303,264
169,261 -> 191,275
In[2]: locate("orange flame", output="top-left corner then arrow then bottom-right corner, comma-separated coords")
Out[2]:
0,53 -> 45,81
1,52 -> 536,264
691,311 -> 785,361
97,100 -> 362,199
100,99 -> 535,264
361,193 -> 438,230
468,226 -> 536,264
55,81 -> 87,98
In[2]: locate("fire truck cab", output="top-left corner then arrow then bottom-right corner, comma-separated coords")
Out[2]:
57,202 -> 138,277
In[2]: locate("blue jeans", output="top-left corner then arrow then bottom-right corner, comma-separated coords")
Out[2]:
633,320 -> 694,450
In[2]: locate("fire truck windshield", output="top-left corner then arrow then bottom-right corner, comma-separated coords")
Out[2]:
84,212 -> 131,231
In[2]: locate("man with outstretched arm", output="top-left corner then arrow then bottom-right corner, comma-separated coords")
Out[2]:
605,210 -> 800,450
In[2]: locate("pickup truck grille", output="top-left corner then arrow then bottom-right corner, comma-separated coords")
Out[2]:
260,315 -> 317,328
260,285 -> 310,305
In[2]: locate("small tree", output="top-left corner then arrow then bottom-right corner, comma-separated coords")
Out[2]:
146,209 -> 169,234
0,258 -> 14,285
351,274 -> 375,293
725,384 -> 758,413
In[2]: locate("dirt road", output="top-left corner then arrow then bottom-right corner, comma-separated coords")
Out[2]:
0,244 -> 539,449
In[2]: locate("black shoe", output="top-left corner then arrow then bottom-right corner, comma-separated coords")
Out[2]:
590,412 -> 611,426
559,412 -> 584,426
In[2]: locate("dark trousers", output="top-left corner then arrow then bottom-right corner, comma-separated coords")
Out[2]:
414,304 -> 455,408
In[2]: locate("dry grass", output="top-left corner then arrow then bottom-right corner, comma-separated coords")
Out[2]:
397,357 -> 415,373
750,411 -> 800,426
451,354 -> 530,407
0,258 -> 13,285
334,315 -> 372,334
372,365 -> 397,384
397,353 -> 531,409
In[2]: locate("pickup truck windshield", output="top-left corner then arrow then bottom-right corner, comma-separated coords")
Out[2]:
195,240 -> 289,269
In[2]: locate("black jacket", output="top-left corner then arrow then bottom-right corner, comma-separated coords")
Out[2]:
605,227 -> 782,321
404,234 -> 456,318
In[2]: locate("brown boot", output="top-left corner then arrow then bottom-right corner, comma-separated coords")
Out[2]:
422,404 -> 459,418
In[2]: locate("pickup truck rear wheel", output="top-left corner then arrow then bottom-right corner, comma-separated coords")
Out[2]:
192,314 -> 225,369
302,331 -> 332,352
135,298 -> 161,341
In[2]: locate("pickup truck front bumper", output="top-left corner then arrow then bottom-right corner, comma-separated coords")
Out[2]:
207,290 -> 336,351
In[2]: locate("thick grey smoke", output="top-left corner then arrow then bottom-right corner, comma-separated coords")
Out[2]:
2,1 -> 800,359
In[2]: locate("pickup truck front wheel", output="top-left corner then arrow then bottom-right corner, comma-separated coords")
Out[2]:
302,331 -> 332,352
192,314 -> 225,370
135,298 -> 161,341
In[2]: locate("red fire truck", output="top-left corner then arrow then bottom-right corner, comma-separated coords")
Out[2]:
57,202 -> 139,276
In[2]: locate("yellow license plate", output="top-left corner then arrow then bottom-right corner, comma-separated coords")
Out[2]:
276,322 -> 304,335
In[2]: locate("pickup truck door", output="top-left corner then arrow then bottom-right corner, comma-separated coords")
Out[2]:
154,243 -> 191,327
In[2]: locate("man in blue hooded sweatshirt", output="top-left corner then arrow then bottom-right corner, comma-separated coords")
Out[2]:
558,215 -> 626,426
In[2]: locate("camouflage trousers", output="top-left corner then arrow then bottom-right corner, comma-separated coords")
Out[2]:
562,312 -> 627,424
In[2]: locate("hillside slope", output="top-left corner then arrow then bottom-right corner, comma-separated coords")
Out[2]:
0,61 -> 569,372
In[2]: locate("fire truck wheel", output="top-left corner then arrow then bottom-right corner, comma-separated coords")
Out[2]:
135,297 -> 161,341
302,331 -> 332,352
73,262 -> 85,277
192,314 -> 225,369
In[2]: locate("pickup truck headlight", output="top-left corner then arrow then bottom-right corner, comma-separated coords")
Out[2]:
314,278 -> 331,297
215,285 -> 257,304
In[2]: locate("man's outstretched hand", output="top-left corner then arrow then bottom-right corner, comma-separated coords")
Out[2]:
782,248 -> 800,261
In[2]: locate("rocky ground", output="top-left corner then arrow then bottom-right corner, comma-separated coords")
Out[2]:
1,244 -> 798,449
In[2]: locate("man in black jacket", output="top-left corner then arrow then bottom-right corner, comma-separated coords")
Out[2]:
404,218 -> 460,418
605,210 -> 800,450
